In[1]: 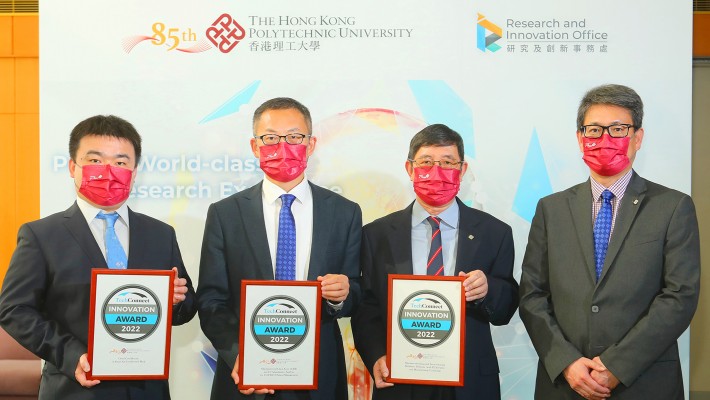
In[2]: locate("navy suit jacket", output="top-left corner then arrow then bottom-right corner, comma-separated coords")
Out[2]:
0,202 -> 197,400
351,198 -> 518,400
197,181 -> 362,400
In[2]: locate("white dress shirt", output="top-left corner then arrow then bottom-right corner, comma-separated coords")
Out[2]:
261,177 -> 314,280
76,197 -> 130,261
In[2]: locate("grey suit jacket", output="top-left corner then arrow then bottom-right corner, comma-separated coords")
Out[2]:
197,181 -> 362,400
0,203 -> 197,400
519,172 -> 700,399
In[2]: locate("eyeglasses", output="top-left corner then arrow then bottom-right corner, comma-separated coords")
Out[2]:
408,158 -> 464,170
255,133 -> 311,145
581,124 -> 635,139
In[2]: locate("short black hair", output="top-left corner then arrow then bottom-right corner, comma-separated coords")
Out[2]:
252,97 -> 312,134
407,124 -> 464,160
69,115 -> 142,163
577,84 -> 644,130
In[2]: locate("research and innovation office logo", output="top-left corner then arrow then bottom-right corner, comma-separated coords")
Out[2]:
476,13 -> 502,52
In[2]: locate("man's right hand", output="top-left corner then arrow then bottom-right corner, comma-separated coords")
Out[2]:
373,356 -> 394,389
563,357 -> 611,400
75,353 -> 100,388
231,355 -> 275,395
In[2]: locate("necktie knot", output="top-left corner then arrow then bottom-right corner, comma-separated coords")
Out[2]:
96,212 -> 120,227
601,189 -> 614,203
427,216 -> 441,229
280,194 -> 296,209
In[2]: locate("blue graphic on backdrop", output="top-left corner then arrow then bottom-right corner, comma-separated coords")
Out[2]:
513,129 -> 552,222
408,80 -> 475,158
199,80 -> 261,124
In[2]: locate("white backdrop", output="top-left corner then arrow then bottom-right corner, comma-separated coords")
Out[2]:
40,1 -> 692,398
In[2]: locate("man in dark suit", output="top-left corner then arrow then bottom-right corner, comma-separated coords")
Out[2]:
351,124 -> 519,400
0,115 -> 197,399
519,84 -> 700,400
197,97 -> 362,400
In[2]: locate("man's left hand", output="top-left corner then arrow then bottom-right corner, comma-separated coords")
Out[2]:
172,267 -> 188,305
591,356 -> 620,390
317,274 -> 349,302
458,270 -> 488,302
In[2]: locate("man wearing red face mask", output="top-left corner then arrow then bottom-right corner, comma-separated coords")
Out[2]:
0,115 -> 197,400
197,97 -> 362,400
520,84 -> 700,400
351,124 -> 519,400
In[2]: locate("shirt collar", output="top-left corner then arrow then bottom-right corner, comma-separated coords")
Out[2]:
262,175 -> 312,205
590,169 -> 633,201
76,197 -> 130,226
411,198 -> 460,229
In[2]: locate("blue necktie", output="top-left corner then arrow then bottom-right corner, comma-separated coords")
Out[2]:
426,216 -> 444,276
275,194 -> 296,280
593,190 -> 614,281
95,212 -> 127,269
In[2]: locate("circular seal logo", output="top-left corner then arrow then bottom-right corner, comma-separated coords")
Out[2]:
397,290 -> 455,348
101,285 -> 162,342
251,296 -> 309,353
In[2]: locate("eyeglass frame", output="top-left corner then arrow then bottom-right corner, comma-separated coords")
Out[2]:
580,124 -> 636,139
407,158 -> 465,170
254,133 -> 312,145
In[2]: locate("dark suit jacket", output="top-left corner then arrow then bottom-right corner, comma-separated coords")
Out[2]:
0,202 -> 197,400
351,198 -> 518,400
519,172 -> 700,400
196,181 -> 362,400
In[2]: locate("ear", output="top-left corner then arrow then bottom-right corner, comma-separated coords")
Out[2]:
459,161 -> 468,180
306,136 -> 317,158
632,127 -> 644,151
576,131 -> 585,152
250,137 -> 260,158
404,160 -> 414,181
69,158 -> 77,178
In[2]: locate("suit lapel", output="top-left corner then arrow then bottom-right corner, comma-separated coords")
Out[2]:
238,183 -> 275,279
568,181 -> 596,282
308,183 -> 332,280
62,202 -> 107,269
454,200 -> 483,274
387,204 -> 415,275
598,172 -> 646,282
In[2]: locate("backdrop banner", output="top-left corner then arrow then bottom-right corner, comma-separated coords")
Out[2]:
40,1 -> 692,399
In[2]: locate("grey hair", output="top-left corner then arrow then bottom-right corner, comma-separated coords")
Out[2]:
576,84 -> 643,130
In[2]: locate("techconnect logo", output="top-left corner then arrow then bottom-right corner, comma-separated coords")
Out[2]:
477,13 -> 502,52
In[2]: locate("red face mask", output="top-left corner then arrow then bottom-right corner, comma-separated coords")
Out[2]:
259,142 -> 308,182
582,134 -> 631,177
78,164 -> 133,207
412,166 -> 461,207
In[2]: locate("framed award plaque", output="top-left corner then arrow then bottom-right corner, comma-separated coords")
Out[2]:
386,274 -> 465,386
87,269 -> 174,380
238,280 -> 321,390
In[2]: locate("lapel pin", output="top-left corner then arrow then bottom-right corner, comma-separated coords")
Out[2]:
633,199 -> 638,205
468,235 -> 474,240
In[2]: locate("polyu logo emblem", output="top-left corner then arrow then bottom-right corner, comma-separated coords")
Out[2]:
419,174 -> 430,179
585,142 -> 597,148
206,13 -> 246,53
90,175 -> 103,180
266,152 -> 278,158
477,13 -> 502,52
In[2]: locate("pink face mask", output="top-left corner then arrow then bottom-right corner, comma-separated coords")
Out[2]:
582,134 -> 631,177
412,166 -> 461,207
78,164 -> 133,207
259,142 -> 308,182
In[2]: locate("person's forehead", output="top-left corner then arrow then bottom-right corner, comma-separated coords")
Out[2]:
77,135 -> 135,155
414,144 -> 460,158
584,104 -> 633,123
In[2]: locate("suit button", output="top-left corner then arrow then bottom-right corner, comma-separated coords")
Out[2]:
591,305 -> 599,313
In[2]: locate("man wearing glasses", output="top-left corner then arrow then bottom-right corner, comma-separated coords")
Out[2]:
197,97 -> 362,400
352,124 -> 519,400
520,84 -> 700,400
